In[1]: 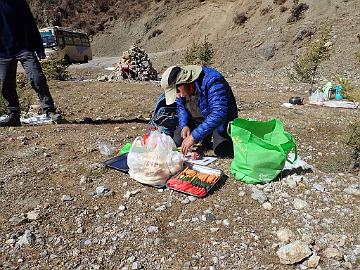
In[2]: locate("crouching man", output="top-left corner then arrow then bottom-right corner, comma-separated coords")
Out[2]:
161,65 -> 238,158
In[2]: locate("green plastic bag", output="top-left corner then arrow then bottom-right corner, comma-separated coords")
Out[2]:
228,118 -> 297,184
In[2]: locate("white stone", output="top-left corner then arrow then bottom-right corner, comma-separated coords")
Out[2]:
306,254 -> 320,268
17,230 -> 34,246
323,247 -> 343,260
263,202 -> 273,210
26,210 -> 40,221
276,228 -> 294,243
276,241 -> 312,264
293,198 -> 308,210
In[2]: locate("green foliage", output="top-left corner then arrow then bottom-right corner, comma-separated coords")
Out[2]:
335,74 -> 360,102
41,54 -> 69,81
184,36 -> 214,66
292,25 -> 332,83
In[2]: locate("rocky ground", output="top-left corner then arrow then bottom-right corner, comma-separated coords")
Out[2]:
0,68 -> 359,269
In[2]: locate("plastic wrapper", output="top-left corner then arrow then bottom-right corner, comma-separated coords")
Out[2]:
127,131 -> 183,187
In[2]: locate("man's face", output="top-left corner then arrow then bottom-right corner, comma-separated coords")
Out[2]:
176,83 -> 194,98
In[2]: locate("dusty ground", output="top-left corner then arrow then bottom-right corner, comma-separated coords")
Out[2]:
0,67 -> 359,269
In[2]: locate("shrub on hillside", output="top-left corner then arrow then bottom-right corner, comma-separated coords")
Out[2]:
290,25 -> 332,85
148,29 -> 163,39
184,36 -> 214,66
273,0 -> 287,5
287,3 -> 309,23
41,54 -> 69,81
233,12 -> 248,26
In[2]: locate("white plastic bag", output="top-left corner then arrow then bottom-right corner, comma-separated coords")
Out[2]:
308,90 -> 325,105
127,131 -> 183,187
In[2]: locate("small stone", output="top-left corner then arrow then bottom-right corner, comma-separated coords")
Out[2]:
118,205 -> 126,211
293,198 -> 308,210
96,185 -> 109,195
181,197 -> 190,204
9,214 -> 27,226
210,227 -> 219,233
61,195 -> 73,202
17,230 -> 34,246
306,254 -> 320,268
277,241 -> 312,265
146,226 -> 159,233
323,247 -> 343,260
276,228 -> 294,243
313,183 -> 325,192
222,219 -> 230,226
131,261 -> 141,270
344,184 -> 360,196
26,210 -> 41,221
262,202 -> 273,210
251,188 -> 268,203
6,239 -> 16,245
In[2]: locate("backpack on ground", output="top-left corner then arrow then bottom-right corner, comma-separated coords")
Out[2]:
149,93 -> 178,136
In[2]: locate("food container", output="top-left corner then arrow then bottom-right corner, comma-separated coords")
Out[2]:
166,163 -> 223,197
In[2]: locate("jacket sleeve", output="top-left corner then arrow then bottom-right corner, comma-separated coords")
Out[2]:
176,97 -> 189,129
23,0 -> 44,53
191,79 -> 229,142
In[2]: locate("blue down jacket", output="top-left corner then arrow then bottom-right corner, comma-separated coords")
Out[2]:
177,66 -> 238,142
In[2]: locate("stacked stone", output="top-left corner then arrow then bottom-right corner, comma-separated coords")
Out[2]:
120,45 -> 158,81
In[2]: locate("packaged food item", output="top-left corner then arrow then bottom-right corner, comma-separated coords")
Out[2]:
166,164 -> 223,197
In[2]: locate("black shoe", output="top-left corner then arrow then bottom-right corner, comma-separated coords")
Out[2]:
0,113 -> 21,127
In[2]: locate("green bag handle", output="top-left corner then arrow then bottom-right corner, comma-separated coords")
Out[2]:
283,132 -> 298,164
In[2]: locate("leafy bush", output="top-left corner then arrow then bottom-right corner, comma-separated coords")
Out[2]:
233,12 -> 248,26
291,26 -> 331,84
41,54 -> 69,81
184,36 -> 214,66
287,3 -> 309,23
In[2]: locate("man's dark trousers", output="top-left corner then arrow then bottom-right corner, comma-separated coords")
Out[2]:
0,50 -> 56,114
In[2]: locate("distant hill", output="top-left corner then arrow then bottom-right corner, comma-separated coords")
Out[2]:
29,0 -> 360,79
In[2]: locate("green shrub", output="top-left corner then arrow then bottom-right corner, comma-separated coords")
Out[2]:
291,25 -> 332,84
184,36 -> 214,66
41,54 -> 69,81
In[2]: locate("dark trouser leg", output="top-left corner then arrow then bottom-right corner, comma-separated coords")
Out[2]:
0,57 -> 20,114
18,50 -> 56,113
212,128 -> 234,158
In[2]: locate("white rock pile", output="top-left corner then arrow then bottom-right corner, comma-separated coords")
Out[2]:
101,45 -> 158,82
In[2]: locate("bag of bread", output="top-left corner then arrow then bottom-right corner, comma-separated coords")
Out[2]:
127,130 -> 183,187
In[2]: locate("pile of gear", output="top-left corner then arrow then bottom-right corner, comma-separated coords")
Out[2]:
101,45 -> 158,82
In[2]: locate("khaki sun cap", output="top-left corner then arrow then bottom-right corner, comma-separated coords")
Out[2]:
160,65 -> 202,105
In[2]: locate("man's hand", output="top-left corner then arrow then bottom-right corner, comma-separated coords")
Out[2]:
181,126 -> 191,139
181,134 -> 196,155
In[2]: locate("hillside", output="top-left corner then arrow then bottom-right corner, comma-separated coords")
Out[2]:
29,0 -> 360,80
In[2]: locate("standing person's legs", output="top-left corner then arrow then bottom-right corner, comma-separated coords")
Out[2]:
0,57 -> 20,113
0,57 -> 21,126
17,50 -> 56,114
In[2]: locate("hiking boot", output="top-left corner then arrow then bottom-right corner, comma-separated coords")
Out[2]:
0,112 -> 21,127
46,111 -> 63,124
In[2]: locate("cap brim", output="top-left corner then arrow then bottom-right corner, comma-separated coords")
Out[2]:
164,86 -> 177,105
